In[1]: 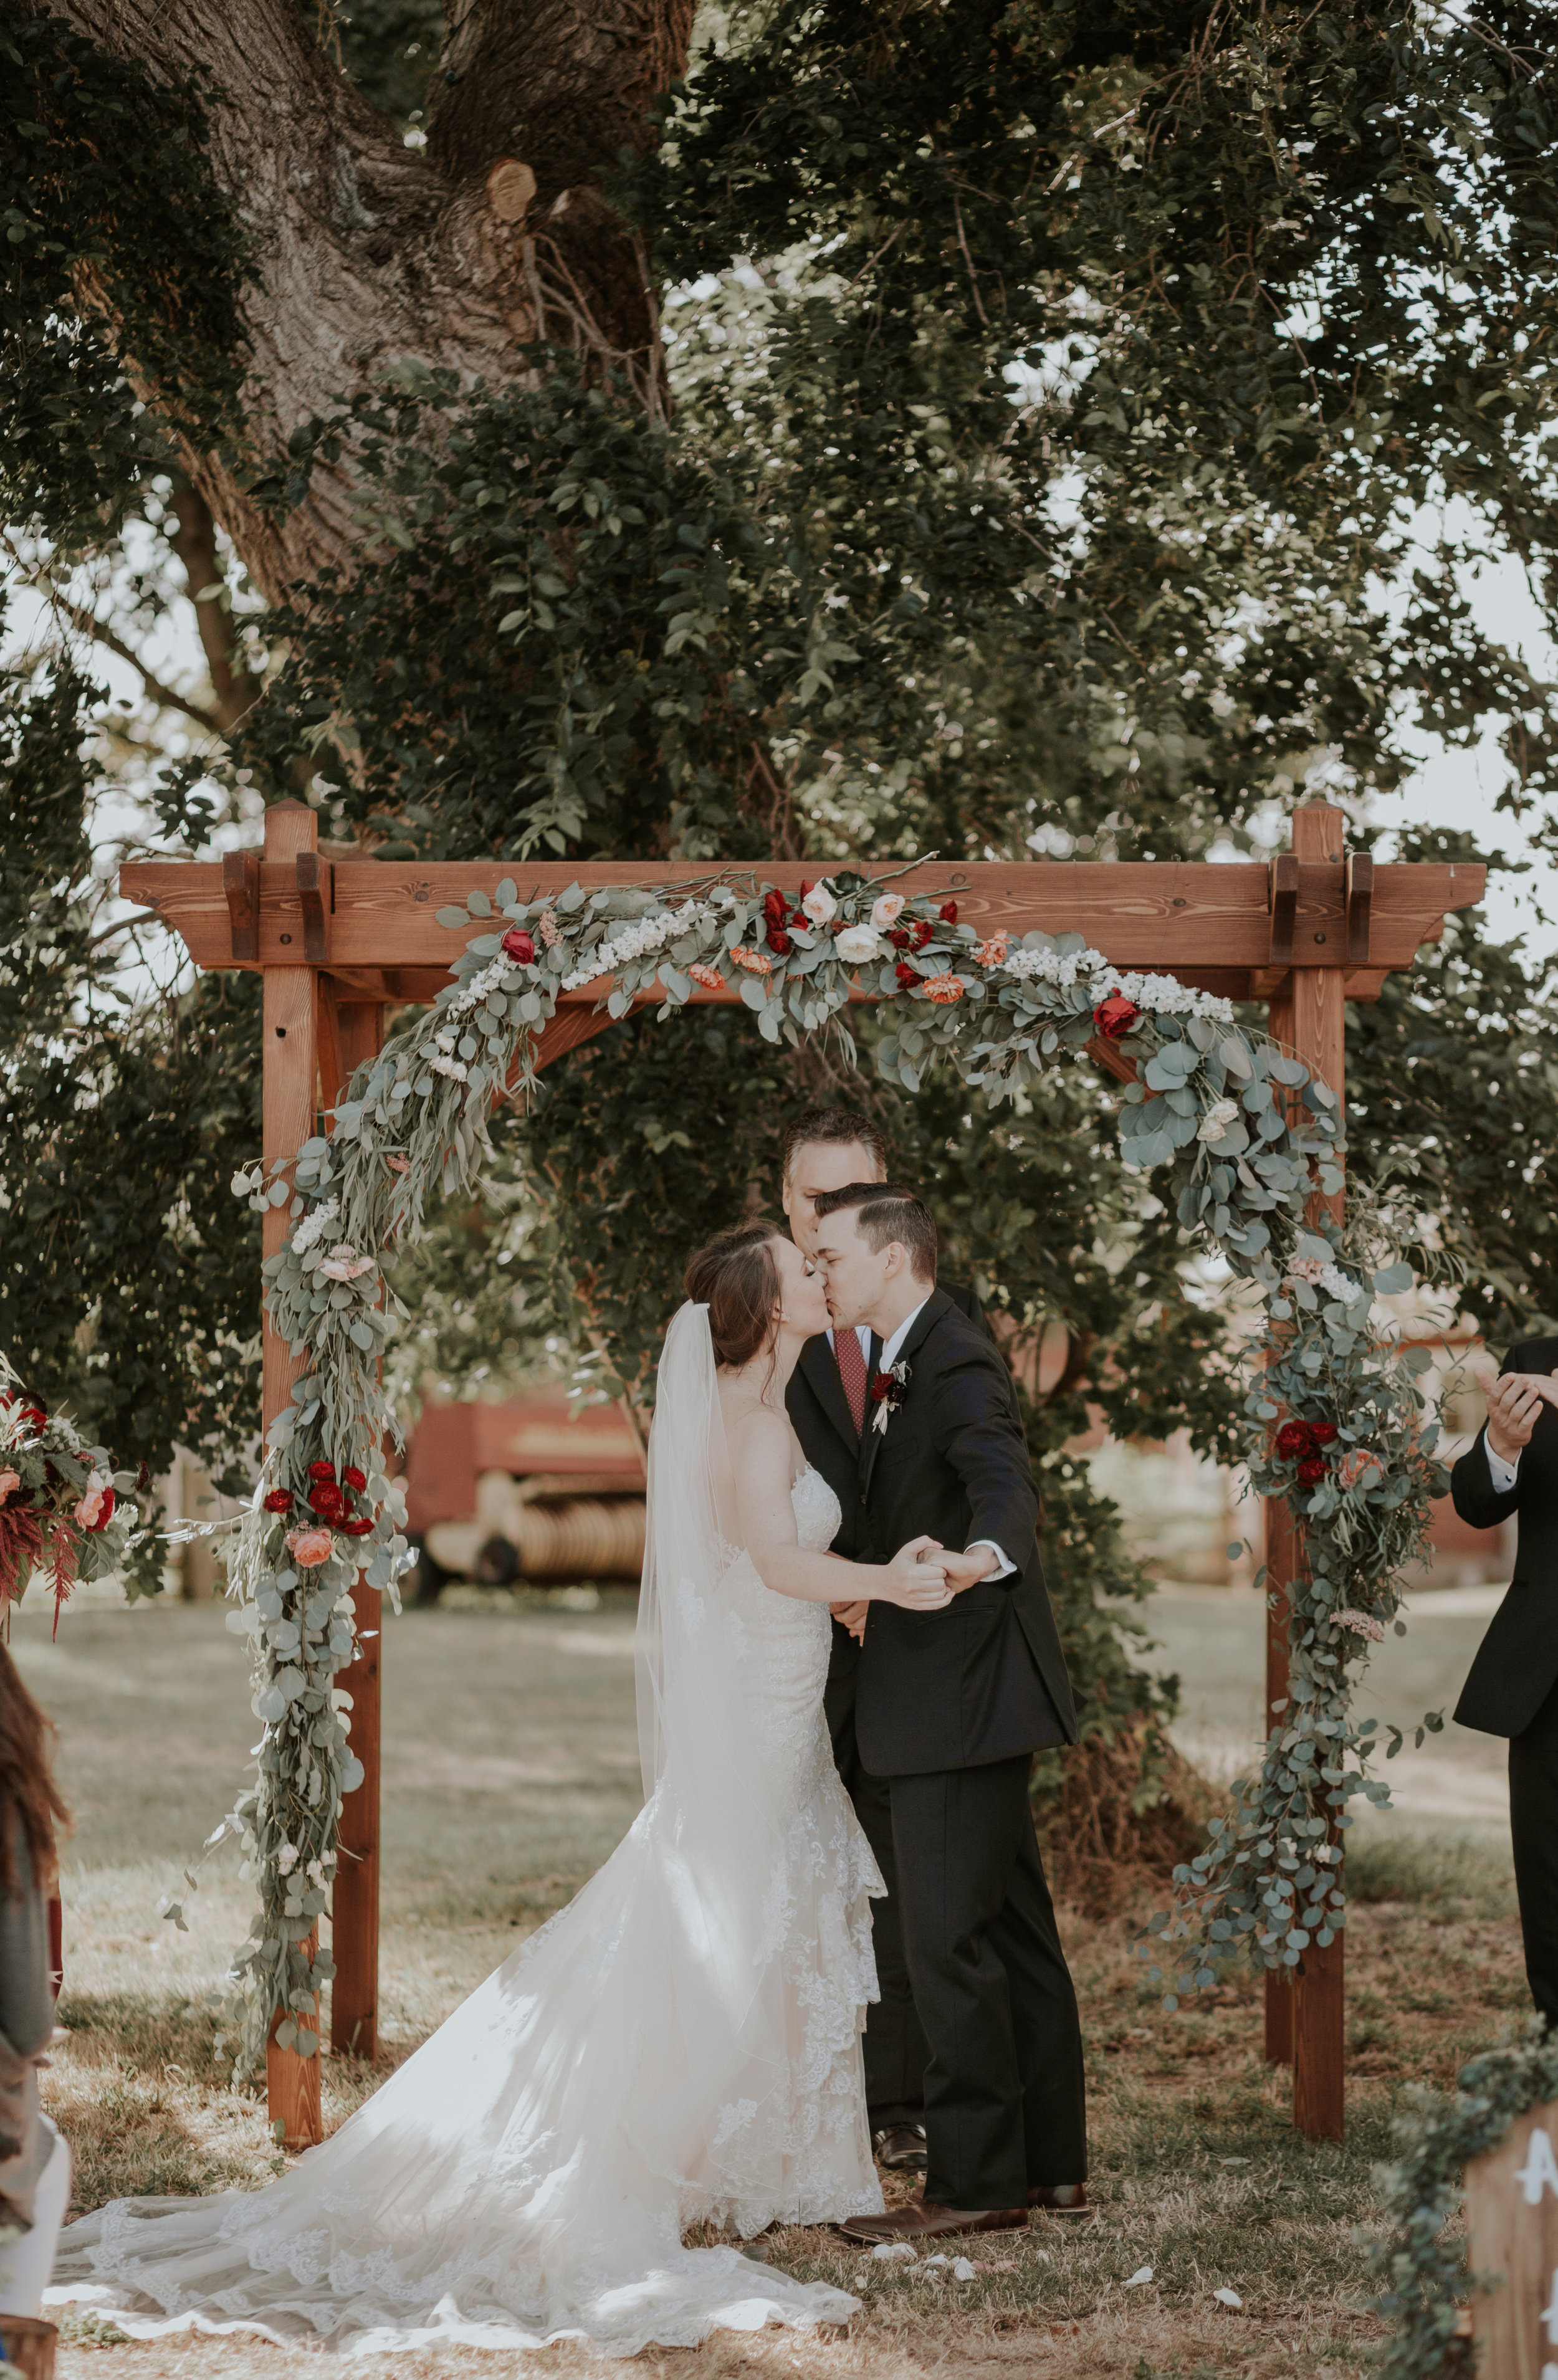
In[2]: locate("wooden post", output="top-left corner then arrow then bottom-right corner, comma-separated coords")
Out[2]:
1265,803 -> 1347,2140
260,800 -> 323,2151
328,998 -> 385,2062
1467,2097 -> 1558,2378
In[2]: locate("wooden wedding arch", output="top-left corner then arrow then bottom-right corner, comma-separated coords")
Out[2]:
123,801 -> 1482,2149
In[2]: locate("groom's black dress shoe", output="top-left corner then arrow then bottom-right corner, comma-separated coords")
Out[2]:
872,2123 -> 928,2171
838,2202 -> 1028,2244
1028,2183 -> 1092,2218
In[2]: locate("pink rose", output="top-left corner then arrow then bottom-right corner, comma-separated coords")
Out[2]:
285,1526 -> 335,1568
870,892 -> 907,931
319,1243 -> 375,1281
0,1471 -> 19,1509
975,932 -> 1011,968
74,1484 -> 110,1529
1337,1448 -> 1383,1493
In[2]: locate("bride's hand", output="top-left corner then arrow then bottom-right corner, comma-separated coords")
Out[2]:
877,1536 -> 952,1612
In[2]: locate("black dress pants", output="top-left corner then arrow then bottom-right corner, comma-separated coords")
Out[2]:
1509,1675 -> 1558,2030
828,1661 -> 930,2126
887,1752 -> 1087,2210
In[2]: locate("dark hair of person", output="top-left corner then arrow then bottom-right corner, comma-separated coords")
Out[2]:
0,1642 -> 70,1900
783,1105 -> 888,1183
811,1182 -> 939,1284
685,1225 -> 785,1370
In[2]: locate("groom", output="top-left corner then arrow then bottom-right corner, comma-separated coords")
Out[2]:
808,1182 -> 1088,2240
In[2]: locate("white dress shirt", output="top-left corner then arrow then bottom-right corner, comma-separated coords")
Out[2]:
850,1294 -> 1015,1580
1486,1438 -> 1521,1494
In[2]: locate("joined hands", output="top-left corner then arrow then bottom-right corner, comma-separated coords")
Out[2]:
829,1537 -> 990,1642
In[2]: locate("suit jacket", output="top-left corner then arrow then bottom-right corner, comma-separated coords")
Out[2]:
787,1281 -> 979,1740
847,1288 -> 1078,1775
1451,1337 -> 1558,1737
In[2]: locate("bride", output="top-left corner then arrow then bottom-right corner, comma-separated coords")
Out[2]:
48,1224 -> 953,2356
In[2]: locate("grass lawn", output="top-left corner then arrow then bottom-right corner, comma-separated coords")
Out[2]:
11,1582 -> 1530,2380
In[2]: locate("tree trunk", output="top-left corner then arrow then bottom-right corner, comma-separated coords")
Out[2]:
37,0 -> 692,601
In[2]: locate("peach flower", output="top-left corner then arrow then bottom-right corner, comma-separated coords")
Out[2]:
687,962 -> 724,991
1337,1448 -> 1384,1493
320,1244 -> 375,1281
730,946 -> 773,975
74,1486 -> 107,1529
285,1526 -> 335,1567
922,973 -> 966,1005
0,1471 -> 19,1509
975,932 -> 1011,968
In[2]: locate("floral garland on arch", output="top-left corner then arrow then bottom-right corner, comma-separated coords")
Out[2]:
194,862 -> 1443,2077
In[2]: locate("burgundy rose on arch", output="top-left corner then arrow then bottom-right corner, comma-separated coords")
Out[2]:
501,927 -> 537,965
1274,1421 -> 1312,1461
310,1483 -> 346,1521
1296,1456 -> 1327,1487
1093,994 -> 1141,1041
1308,1422 -> 1339,1447
342,1465 -> 368,1494
339,1516 -> 375,1538
766,928 -> 793,957
888,928 -> 912,951
939,901 -> 958,924
262,1489 -> 294,1515
307,1461 -> 337,1483
910,919 -> 934,952
894,961 -> 918,990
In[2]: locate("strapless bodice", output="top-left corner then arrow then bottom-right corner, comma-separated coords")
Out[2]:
791,1463 -> 842,1553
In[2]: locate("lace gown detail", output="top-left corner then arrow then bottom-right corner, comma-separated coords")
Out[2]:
48,1464 -> 885,2358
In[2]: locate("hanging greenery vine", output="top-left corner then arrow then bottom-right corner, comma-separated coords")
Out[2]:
181,865 -> 1443,2076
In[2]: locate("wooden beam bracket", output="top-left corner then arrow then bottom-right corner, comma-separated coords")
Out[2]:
1268,854 -> 1298,967
1345,851 -> 1374,967
222,850 -> 260,962
297,852 -> 331,963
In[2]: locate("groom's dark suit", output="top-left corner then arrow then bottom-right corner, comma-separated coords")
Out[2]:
851,1286 -> 1086,2211
1450,1337 -> 1558,2028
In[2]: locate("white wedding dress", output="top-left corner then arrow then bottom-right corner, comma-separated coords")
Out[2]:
47,1305 -> 885,2354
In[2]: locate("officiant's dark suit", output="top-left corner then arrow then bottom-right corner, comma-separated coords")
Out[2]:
1450,1337 -> 1558,2029
849,1286 -> 1085,2214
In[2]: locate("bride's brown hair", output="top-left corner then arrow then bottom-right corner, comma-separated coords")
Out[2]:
685,1225 -> 784,1370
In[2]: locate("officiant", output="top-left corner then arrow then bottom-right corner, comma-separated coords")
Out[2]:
1449,1345 -> 1558,2030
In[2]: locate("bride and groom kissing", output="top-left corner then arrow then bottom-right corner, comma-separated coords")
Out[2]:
49,1107 -> 1087,2357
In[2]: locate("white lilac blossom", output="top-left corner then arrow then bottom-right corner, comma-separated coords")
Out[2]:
560,903 -> 717,993
290,1196 -> 339,1255
1002,942 -> 1237,1026
447,953 -> 515,1016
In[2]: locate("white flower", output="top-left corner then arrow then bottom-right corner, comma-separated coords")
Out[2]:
801,882 -> 838,925
1197,1097 -> 1241,1143
871,892 -> 906,930
430,1054 -> 469,1082
834,922 -> 884,964
277,1843 -> 299,1876
1334,1608 -> 1384,1642
559,901 -> 715,993
306,1858 -> 325,1886
292,1197 -> 339,1255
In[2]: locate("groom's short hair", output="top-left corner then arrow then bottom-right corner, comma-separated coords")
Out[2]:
812,1183 -> 937,1283
783,1106 -> 888,1182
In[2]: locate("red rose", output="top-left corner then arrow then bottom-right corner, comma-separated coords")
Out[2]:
500,927 -> 536,965
910,920 -> 933,951
262,1489 -> 294,1514
310,1483 -> 346,1520
1274,1421 -> 1312,1460
1093,994 -> 1142,1041
894,960 -> 919,989
84,1486 -> 115,1531
1309,1422 -> 1339,1446
763,889 -> 788,924
766,928 -> 793,956
18,1407 -> 47,1435
339,1516 -> 375,1537
870,1375 -> 894,1402
342,1465 -> 368,1494
1296,1456 -> 1327,1486
888,928 -> 912,950
939,901 -> 958,924
307,1461 -> 337,1483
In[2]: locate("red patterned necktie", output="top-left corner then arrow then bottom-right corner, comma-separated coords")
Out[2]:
834,1326 -> 868,1438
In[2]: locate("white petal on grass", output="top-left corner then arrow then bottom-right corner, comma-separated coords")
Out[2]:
1214,2287 -> 1244,2309
1220,2156 -> 1251,2166
952,2257 -> 977,2281
871,2242 -> 916,2262
1124,2265 -> 1154,2287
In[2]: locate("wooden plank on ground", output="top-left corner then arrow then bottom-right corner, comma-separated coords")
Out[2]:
1467,2098 -> 1558,2380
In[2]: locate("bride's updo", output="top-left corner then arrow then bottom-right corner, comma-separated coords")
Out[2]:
686,1225 -> 783,1369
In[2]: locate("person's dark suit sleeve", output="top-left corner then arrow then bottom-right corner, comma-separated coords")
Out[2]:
1451,1347 -> 1524,1531
929,1348 -> 1038,1580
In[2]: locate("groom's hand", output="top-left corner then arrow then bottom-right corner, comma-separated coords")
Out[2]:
935,1546 -> 1000,1595
830,1599 -> 869,1642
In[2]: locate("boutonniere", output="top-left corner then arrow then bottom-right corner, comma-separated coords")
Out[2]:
870,1360 -> 911,1435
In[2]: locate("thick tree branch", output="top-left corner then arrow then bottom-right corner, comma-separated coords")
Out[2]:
168,482 -> 260,734
34,0 -> 692,600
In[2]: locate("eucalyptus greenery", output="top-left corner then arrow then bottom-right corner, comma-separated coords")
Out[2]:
198,865 -> 1439,2072
1372,2030 -> 1558,2380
